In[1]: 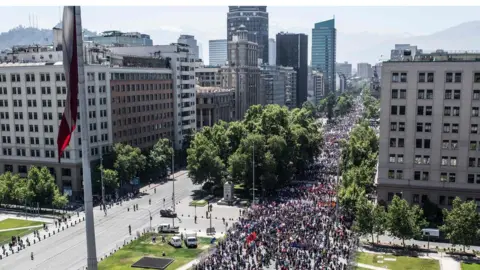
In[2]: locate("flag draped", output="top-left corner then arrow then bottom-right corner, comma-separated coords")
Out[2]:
57,6 -> 79,163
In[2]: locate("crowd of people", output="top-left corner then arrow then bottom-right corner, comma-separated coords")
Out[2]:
192,106 -> 363,270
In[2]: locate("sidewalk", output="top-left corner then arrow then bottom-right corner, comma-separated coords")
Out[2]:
139,170 -> 188,194
355,262 -> 387,270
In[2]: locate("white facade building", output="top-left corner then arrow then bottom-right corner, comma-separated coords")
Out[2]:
0,62 -> 113,199
268,38 -> 276,66
108,45 -> 197,149
178,35 -> 200,60
312,71 -> 325,105
378,50 -> 480,208
208,39 -> 227,67
357,62 -> 373,79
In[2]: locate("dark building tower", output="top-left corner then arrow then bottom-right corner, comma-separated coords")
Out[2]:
227,6 -> 269,65
312,19 -> 336,95
276,32 -> 308,107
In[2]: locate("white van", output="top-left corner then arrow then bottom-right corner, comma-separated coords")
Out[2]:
169,236 -> 182,248
183,231 -> 198,248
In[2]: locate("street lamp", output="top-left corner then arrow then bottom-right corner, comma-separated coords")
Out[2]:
252,143 -> 255,207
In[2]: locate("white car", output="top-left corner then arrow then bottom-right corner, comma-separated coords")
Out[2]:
169,236 -> 182,248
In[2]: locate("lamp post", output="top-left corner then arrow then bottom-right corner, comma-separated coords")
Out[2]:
252,144 -> 255,207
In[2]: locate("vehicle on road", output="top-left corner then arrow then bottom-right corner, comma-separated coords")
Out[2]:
160,209 -> 177,218
182,231 -> 198,248
158,223 -> 179,233
169,236 -> 182,248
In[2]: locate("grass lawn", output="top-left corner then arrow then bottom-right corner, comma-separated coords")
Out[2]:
357,252 -> 440,270
188,200 -> 208,207
0,228 -> 36,245
98,234 -> 213,270
0,218 -> 44,230
462,263 -> 480,270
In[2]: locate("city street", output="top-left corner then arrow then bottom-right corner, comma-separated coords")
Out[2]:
0,170 -> 230,270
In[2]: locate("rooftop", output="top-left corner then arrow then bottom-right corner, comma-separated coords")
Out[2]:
386,50 -> 480,63
197,86 -> 234,94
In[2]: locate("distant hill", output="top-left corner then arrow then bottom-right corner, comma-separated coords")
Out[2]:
0,25 -> 97,51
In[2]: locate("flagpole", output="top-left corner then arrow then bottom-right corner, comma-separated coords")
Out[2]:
74,6 -> 98,269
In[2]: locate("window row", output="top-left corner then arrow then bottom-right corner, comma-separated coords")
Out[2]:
111,83 -> 173,92
389,154 -> 404,163
112,93 -> 174,104
391,72 -> 476,83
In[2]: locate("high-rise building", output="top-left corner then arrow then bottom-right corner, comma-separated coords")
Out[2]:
377,50 -> 480,208
357,62 -> 373,79
260,65 -> 286,106
178,35 -> 199,60
84,30 -> 153,46
208,39 -> 227,67
336,62 -> 352,78
312,19 -> 336,95
225,25 -> 262,120
276,32 -> 308,107
227,6 -> 269,64
312,71 -> 325,105
268,38 -> 276,66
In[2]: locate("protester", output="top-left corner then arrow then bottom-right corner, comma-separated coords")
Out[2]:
193,105 -> 363,270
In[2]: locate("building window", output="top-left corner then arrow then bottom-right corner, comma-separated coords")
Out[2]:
61,168 -> 71,176
468,174 -> 475,184
391,106 -> 398,115
425,123 -> 431,132
400,73 -> 407,82
470,141 -> 478,151
449,173 -> 456,183
441,156 -> 449,166
418,73 -> 425,83
450,157 -> 457,167
452,124 -> 459,134
417,122 -> 423,132
443,123 -> 450,133
444,89 -> 452,99
413,194 -> 420,203
454,90 -> 461,100
397,154 -> 404,163
399,89 -> 406,99
472,124 -> 478,134
391,89 -> 398,99
426,89 -> 433,99
388,170 -> 395,179
439,196 -> 446,205
444,107 -> 451,116
417,106 -> 424,116
416,139 -> 422,148
454,72 -> 462,83
446,72 -> 453,83
417,89 -> 425,99
426,106 -> 432,116
398,122 -> 405,131
396,170 -> 403,179
391,122 -> 397,131
474,90 -> 480,100
440,172 -> 448,182
389,154 -> 396,163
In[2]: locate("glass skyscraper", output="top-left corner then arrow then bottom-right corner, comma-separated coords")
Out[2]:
312,19 -> 336,95
227,6 -> 269,65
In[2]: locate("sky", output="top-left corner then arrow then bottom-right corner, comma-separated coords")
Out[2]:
2,6 -> 480,64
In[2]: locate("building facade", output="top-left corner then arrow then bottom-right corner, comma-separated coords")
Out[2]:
377,51 -> 480,208
336,62 -> 352,78
312,19 -> 336,95
196,86 -> 234,129
276,32 -> 308,108
390,44 -> 422,61
227,6 -> 269,65
108,44 -> 197,149
312,71 -> 325,105
0,63 -> 113,200
260,65 -> 286,106
268,38 -> 276,66
195,67 -> 228,87
178,35 -> 199,60
226,25 -> 261,120
357,62 -> 373,79
110,68 -> 174,149
208,40 -> 227,67
84,30 -> 153,46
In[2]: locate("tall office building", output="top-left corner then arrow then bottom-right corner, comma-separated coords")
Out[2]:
336,62 -> 352,78
312,19 -> 336,95
268,38 -> 276,66
84,30 -> 153,46
209,39 -> 227,67
178,35 -> 199,60
377,50 -> 480,208
225,25 -> 261,120
357,62 -> 373,79
227,6 -> 269,64
276,32 -> 308,107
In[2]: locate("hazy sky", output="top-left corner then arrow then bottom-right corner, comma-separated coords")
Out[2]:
2,6 -> 480,63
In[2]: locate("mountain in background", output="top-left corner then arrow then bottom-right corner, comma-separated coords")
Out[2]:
0,25 -> 97,52
341,21 -> 480,65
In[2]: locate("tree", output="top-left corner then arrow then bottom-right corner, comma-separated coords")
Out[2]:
355,196 -> 376,243
441,197 -> 480,252
102,168 -> 120,192
52,189 -> 68,209
26,167 -> 58,207
187,133 -> 226,187
0,172 -> 20,205
372,204 -> 387,243
338,182 -> 365,216
387,196 -> 427,246
149,138 -> 174,178
113,143 -> 146,187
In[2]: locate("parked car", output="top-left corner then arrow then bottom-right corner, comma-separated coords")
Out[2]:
158,223 -> 179,234
160,209 -> 177,218
169,236 -> 182,248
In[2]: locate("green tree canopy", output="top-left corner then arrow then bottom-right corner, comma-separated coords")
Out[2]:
149,138 -> 174,178
113,143 -> 146,185
187,104 -> 322,195
441,197 -> 480,252
387,196 -> 427,246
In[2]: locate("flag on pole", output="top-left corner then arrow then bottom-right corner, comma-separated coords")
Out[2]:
57,6 -> 79,163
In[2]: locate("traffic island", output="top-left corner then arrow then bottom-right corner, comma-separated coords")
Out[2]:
98,233 -> 213,270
